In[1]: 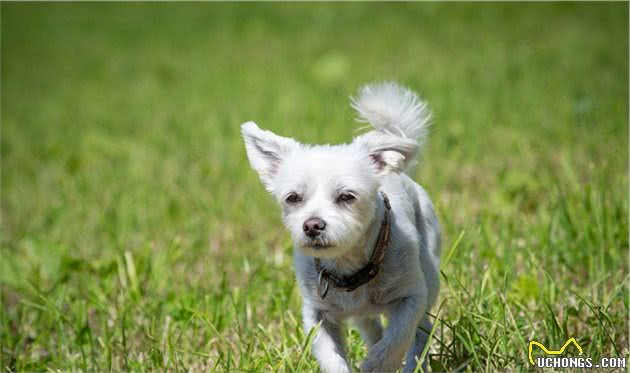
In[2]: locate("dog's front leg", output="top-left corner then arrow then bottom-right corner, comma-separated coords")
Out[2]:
361,296 -> 424,373
354,317 -> 383,348
303,306 -> 350,373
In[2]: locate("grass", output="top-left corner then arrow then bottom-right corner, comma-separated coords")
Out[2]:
1,2 -> 628,372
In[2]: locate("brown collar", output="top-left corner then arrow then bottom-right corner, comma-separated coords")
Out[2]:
314,191 -> 392,299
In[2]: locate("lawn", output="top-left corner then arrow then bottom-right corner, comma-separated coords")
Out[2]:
1,3 -> 628,372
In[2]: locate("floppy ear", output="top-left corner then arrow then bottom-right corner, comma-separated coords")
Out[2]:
241,121 -> 300,190
354,132 -> 419,175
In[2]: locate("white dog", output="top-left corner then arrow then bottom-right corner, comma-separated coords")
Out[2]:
241,82 -> 441,373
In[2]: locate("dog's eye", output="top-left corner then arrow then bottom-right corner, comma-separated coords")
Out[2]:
286,193 -> 303,204
337,193 -> 356,203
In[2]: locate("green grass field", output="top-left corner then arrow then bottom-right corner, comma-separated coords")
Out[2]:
1,3 -> 628,372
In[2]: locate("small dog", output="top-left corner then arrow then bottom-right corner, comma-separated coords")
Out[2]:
241,82 -> 441,373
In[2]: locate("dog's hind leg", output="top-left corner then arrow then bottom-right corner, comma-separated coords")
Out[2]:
403,315 -> 433,373
354,317 -> 383,348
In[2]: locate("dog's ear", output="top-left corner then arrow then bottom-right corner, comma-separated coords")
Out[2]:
354,132 -> 419,175
241,121 -> 300,190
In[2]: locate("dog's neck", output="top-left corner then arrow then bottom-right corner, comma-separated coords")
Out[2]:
318,192 -> 386,276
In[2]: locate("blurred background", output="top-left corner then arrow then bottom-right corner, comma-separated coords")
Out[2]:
1,3 -> 628,371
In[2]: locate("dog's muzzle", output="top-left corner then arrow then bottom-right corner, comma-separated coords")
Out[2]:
314,191 -> 391,299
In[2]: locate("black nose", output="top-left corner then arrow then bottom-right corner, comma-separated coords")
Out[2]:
303,217 -> 326,237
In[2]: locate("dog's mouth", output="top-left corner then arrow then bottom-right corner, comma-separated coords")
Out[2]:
303,239 -> 335,250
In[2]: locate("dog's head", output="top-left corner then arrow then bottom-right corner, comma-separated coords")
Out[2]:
241,121 -> 418,258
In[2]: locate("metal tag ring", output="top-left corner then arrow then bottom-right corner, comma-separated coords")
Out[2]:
317,271 -> 330,299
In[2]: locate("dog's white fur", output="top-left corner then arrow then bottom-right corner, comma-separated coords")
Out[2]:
241,82 -> 441,372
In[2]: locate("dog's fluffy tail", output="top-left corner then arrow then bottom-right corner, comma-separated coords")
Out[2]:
350,82 -> 431,143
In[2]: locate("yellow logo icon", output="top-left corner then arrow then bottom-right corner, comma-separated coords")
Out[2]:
528,337 -> 584,365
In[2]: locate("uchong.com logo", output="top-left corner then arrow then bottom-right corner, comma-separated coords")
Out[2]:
528,337 -> 626,369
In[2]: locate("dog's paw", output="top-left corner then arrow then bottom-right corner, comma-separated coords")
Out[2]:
319,355 -> 351,373
360,359 -> 378,373
361,358 -> 391,373
361,341 -> 399,373
360,352 -> 385,372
